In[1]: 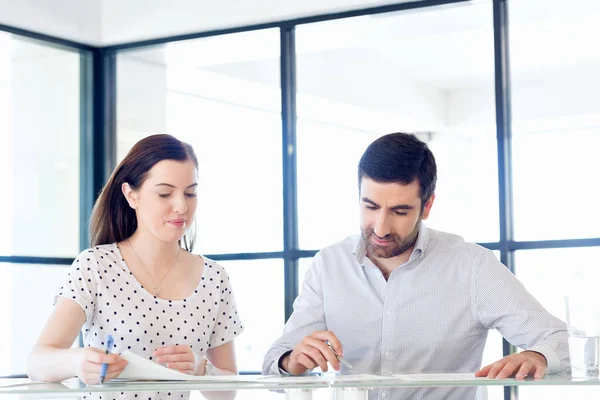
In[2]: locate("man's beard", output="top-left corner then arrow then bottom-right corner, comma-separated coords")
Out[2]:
362,220 -> 421,259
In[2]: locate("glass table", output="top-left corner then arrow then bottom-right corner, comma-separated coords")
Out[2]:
1,373 -> 600,400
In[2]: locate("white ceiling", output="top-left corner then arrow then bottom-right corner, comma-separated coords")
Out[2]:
0,0 -> 412,46
120,0 -> 600,90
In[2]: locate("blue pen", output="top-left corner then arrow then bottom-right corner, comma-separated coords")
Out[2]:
99,334 -> 114,386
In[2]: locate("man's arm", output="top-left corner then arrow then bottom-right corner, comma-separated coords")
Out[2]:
472,250 -> 569,378
262,253 -> 330,375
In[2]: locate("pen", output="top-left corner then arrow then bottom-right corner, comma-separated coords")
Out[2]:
327,342 -> 354,370
99,334 -> 114,386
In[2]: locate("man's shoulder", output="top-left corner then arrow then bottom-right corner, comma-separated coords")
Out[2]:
318,235 -> 360,255
428,228 -> 490,257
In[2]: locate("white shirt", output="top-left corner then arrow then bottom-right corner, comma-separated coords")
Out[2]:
57,243 -> 244,400
263,224 -> 569,400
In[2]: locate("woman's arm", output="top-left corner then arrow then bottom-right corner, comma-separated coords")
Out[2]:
205,341 -> 237,375
27,298 -> 86,381
27,297 -> 127,383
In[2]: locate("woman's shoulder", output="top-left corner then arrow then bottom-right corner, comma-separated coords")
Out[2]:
189,253 -> 232,280
74,243 -> 120,265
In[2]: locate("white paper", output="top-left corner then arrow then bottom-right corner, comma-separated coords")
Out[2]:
117,351 -> 255,382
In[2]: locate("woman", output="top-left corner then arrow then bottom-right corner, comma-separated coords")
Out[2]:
27,134 -> 243,397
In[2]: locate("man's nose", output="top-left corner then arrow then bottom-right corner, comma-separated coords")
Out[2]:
373,213 -> 391,238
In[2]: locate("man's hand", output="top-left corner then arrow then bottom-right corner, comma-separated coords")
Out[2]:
475,351 -> 547,379
281,331 -> 342,375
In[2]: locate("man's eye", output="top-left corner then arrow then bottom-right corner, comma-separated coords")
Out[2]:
394,211 -> 408,216
365,206 -> 378,210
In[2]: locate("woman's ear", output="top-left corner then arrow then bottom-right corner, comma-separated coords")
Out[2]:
121,182 -> 138,210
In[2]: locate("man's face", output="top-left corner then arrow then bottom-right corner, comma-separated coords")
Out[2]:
360,177 -> 434,259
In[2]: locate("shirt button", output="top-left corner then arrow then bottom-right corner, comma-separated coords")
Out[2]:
384,351 -> 391,358
385,310 -> 392,316
381,392 -> 387,398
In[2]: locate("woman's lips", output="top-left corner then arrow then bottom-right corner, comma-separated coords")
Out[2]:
169,220 -> 185,228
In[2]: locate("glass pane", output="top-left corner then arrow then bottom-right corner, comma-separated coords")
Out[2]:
516,247 -> 600,399
0,263 -> 73,375
219,259 -> 284,372
0,33 -> 80,257
116,29 -> 282,254
516,247 -> 600,323
296,1 -> 499,250
510,0 -> 600,241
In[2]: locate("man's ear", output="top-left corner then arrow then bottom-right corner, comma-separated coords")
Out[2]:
421,193 -> 435,220
121,182 -> 138,210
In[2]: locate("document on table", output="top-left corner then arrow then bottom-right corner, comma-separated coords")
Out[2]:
113,351 -> 255,382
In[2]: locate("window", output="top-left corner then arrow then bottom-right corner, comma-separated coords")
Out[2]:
116,29 -> 282,255
220,259 -> 284,371
0,33 -> 81,258
116,29 -> 283,371
296,1 -> 499,249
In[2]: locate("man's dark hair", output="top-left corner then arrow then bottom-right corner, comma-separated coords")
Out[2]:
358,132 -> 437,207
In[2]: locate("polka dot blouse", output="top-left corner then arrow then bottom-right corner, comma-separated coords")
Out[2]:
56,243 -> 244,400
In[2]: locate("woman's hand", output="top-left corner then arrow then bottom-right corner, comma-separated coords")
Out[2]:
153,344 -> 206,375
73,347 -> 128,385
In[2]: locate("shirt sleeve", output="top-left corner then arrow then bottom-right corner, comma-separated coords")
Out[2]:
208,264 -> 244,348
55,248 -> 100,323
472,250 -> 570,373
262,252 -> 327,376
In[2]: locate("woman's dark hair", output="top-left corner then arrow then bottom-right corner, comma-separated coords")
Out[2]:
90,134 -> 198,251
358,132 -> 437,209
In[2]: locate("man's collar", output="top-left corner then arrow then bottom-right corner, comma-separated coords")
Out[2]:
413,221 -> 429,255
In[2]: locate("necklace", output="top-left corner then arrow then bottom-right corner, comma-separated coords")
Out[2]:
127,239 -> 181,295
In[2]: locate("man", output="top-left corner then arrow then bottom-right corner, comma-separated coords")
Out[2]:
263,132 -> 569,399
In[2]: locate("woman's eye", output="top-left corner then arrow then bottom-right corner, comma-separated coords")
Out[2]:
158,193 -> 170,198
185,193 -> 197,198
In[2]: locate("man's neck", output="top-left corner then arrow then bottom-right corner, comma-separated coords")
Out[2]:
369,247 -> 414,280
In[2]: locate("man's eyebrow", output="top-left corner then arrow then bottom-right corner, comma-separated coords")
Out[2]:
155,183 -> 198,189
361,197 -> 379,207
362,197 -> 414,210
391,204 -> 415,211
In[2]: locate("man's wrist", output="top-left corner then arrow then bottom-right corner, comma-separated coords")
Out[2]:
278,351 -> 292,373
524,350 -> 548,366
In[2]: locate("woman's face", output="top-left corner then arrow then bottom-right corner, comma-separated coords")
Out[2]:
123,159 -> 198,243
